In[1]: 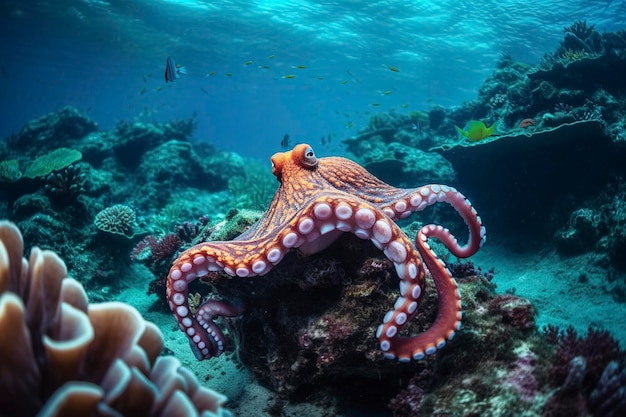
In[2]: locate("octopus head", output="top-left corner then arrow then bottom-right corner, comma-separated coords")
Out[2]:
271,143 -> 318,181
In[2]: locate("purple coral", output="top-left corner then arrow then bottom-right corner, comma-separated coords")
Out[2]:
388,370 -> 433,417
548,326 -> 623,388
131,233 -> 182,274
448,260 -> 494,281
543,326 -> 625,416
543,356 -> 588,417
587,361 -> 626,417
505,352 -> 539,402
175,215 -> 209,243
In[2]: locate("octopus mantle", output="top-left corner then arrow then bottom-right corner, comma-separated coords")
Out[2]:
166,143 -> 485,362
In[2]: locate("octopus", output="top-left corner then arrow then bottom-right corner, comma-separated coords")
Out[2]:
166,143 -> 486,362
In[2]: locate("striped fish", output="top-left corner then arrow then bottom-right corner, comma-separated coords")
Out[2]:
165,56 -> 187,83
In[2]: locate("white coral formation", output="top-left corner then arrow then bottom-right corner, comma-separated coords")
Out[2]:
0,220 -> 231,417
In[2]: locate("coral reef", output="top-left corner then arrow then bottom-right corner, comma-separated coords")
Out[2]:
0,220 -> 231,417
3,106 -> 98,153
340,24 -> 626,256
0,106 -> 244,295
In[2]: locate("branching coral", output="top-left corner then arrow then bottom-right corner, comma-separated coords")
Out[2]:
131,233 -> 183,274
548,326 -> 623,387
562,19 -> 603,54
0,220 -> 231,417
44,164 -> 86,203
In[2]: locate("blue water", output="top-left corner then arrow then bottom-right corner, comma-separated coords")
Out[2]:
1,0 -> 625,161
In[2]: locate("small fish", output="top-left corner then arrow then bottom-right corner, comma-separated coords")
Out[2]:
281,134 -> 290,149
206,71 -> 216,77
381,90 -> 392,96
268,54 -> 275,59
282,74 -> 296,79
455,120 -> 499,142
411,121 -> 422,132
245,60 -> 253,65
387,65 -> 400,72
316,76 -> 324,80
371,102 -> 381,107
165,56 -> 187,83
426,98 -> 433,103
345,122 -> 353,128
139,86 -> 147,94
258,65 -> 270,69
156,86 -> 163,91
340,80 -> 348,85
225,72 -> 233,77
146,73 -> 153,78
291,65 -> 306,69
200,87 -> 209,95
401,103 -> 410,108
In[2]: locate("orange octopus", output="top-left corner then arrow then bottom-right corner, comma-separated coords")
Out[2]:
166,144 -> 486,362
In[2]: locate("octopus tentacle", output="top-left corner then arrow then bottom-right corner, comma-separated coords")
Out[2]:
379,184 -> 487,254
193,300 -> 244,359
376,184 -> 486,361
167,238 -> 292,359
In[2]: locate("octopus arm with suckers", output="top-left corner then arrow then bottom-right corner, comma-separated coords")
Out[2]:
166,143 -> 485,361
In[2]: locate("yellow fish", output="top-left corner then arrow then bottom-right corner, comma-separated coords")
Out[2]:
282,74 -> 296,79
455,120 -> 499,142
387,65 -> 400,72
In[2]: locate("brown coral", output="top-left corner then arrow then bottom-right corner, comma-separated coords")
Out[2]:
0,220 -> 230,417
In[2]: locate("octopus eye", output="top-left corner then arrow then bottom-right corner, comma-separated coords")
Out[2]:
302,146 -> 317,167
